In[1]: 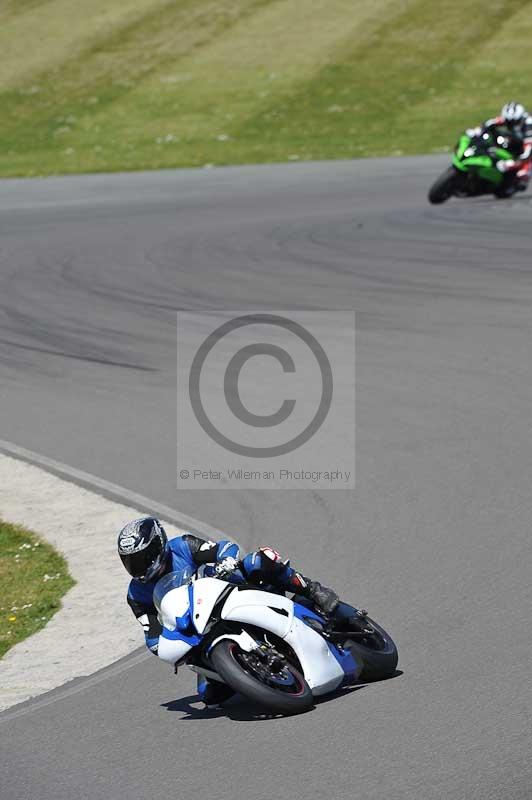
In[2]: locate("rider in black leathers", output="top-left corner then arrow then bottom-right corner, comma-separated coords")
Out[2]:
468,101 -> 532,195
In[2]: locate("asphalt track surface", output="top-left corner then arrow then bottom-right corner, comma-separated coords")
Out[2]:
1,157 -> 531,800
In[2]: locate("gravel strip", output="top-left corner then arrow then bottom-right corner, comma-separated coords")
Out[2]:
0,453 -> 187,711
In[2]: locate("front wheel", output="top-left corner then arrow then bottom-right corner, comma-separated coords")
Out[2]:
210,639 -> 314,715
428,166 -> 457,204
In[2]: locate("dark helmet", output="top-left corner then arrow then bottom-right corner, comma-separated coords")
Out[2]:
118,517 -> 168,582
501,101 -> 527,128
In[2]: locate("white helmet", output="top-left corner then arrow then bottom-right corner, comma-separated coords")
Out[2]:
501,101 -> 527,127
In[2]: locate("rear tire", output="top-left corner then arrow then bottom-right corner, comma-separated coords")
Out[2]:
428,167 -> 457,204
493,186 -> 513,199
210,639 -> 314,715
343,617 -> 398,682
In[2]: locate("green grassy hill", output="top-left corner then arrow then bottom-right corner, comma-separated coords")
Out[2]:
1,0 -> 532,176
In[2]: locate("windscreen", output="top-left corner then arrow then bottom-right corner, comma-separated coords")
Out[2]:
153,568 -> 194,613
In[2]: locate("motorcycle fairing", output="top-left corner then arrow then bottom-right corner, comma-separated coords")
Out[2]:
221,586 -> 293,638
291,602 -> 361,689
156,583 -> 201,663
220,588 -> 349,695
190,576 -> 233,634
156,578 -> 363,692
452,133 -> 511,184
157,628 -> 200,663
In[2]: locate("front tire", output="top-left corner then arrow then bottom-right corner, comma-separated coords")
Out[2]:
428,166 -> 457,204
210,639 -> 314,715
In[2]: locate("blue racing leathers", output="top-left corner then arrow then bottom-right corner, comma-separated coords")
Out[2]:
241,546 -> 339,613
126,539 -> 338,706
240,546 -> 311,594
127,534 -> 239,653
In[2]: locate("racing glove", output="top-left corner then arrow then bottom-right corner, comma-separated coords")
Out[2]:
214,556 -> 240,578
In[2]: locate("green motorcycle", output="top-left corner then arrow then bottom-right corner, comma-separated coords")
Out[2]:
428,130 -> 530,204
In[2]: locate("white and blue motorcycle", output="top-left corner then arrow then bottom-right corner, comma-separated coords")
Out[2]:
154,568 -> 398,715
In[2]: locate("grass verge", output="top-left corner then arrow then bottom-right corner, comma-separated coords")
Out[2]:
0,519 -> 74,659
1,0 -> 532,176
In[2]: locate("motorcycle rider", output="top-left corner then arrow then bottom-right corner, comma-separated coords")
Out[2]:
469,101 -> 532,195
118,516 -> 339,707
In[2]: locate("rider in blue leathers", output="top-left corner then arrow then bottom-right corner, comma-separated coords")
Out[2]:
118,517 -> 339,707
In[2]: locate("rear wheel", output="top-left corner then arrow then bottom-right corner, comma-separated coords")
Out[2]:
338,616 -> 398,682
428,166 -> 457,204
493,184 -> 514,199
210,638 -> 314,715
